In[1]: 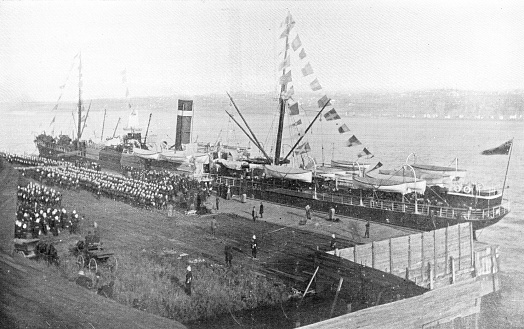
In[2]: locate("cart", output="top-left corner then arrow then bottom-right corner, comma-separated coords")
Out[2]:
73,237 -> 118,274
14,238 -> 40,258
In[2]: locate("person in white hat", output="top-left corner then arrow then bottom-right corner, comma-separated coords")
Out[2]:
330,234 -> 337,250
251,235 -> 258,259
185,265 -> 192,296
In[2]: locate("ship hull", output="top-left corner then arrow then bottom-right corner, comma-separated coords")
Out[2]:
219,180 -> 508,232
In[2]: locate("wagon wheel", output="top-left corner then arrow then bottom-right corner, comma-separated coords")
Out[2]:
88,258 -> 98,274
76,255 -> 85,270
106,255 -> 118,274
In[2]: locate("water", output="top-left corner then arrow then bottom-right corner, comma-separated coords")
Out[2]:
1,97 -> 523,327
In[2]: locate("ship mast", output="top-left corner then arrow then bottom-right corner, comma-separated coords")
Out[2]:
77,51 -> 83,144
274,23 -> 291,165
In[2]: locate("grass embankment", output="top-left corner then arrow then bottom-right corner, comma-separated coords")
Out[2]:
32,185 -> 288,323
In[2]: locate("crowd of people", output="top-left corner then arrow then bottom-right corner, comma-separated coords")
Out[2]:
15,182 -> 82,239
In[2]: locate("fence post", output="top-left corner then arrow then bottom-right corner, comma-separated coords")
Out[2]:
389,238 -> 393,273
450,256 -> 455,284
445,226 -> 449,274
421,233 -> 424,282
458,224 -> 462,271
371,242 -> 375,268
429,263 -> 434,289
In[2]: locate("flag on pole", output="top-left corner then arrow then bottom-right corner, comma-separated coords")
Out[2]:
294,142 -> 311,154
301,63 -> 314,76
280,23 -> 295,39
49,116 -> 56,126
310,79 -> 322,91
338,124 -> 350,134
279,70 -> 292,85
357,148 -> 374,159
345,135 -> 361,147
291,35 -> 302,51
288,101 -> 300,115
52,104 -> 58,111
367,162 -> 383,173
323,108 -> 341,121
279,56 -> 291,71
481,139 -> 513,155
299,48 -> 307,60
281,86 -> 294,99
317,95 -> 331,108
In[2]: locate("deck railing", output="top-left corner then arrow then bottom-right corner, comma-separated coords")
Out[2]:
212,175 -> 510,220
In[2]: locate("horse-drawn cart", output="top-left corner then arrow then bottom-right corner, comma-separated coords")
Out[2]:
14,238 -> 40,258
73,236 -> 118,274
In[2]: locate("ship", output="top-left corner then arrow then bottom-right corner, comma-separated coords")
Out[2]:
212,12 -> 511,232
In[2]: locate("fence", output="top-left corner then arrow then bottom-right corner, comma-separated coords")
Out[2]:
334,223 -> 474,289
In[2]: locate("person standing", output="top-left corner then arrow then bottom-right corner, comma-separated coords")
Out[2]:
364,220 -> 370,238
224,245 -> 233,267
330,234 -> 337,250
252,206 -> 257,222
305,205 -> 311,220
211,216 -> 217,237
251,235 -> 258,259
185,266 -> 192,296
215,196 -> 220,211
329,207 -> 335,222
259,202 -> 264,218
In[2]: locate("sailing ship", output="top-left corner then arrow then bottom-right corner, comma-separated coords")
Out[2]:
214,12 -> 511,232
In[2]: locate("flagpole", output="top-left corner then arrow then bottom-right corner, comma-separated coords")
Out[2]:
501,138 -> 514,199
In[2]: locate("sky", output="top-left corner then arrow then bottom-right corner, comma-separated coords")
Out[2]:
1,0 -> 524,102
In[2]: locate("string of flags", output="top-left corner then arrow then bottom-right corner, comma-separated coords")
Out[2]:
279,13 -> 376,160
49,52 -> 81,128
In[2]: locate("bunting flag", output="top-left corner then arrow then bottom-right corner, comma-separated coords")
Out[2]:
59,84 -> 66,90
288,101 -> 300,115
283,12 -> 294,26
290,119 -> 302,127
357,147 -> 374,159
346,135 -> 361,147
317,95 -> 331,108
52,104 -> 58,111
301,62 -> 314,77
281,86 -> 294,99
367,162 -> 383,173
310,79 -> 322,91
279,56 -> 291,71
49,116 -> 56,126
280,23 -> 295,39
279,70 -> 292,85
299,48 -> 307,60
294,142 -> 311,154
324,108 -> 341,121
291,35 -> 302,51
481,139 -> 513,155
338,124 -> 350,134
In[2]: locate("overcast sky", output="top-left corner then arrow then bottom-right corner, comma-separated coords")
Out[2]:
1,0 -> 524,102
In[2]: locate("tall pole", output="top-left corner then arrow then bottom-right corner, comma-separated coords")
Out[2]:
143,113 -> 153,145
77,51 -> 83,144
100,109 -> 107,142
403,164 -> 418,213
226,92 -> 270,161
275,31 -> 290,165
225,111 -> 272,163
112,117 -> 121,138
501,138 -> 514,199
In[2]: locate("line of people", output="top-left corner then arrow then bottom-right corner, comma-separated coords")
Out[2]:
15,182 -> 82,239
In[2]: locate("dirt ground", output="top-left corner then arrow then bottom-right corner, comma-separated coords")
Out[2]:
1,174 -> 414,328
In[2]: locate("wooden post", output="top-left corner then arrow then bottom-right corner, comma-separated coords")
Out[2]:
429,263 -> 434,289
491,246 -> 497,292
372,242 -> 375,269
408,235 -> 412,275
458,224 -> 462,271
445,226 -> 449,274
421,233 -> 425,282
302,266 -> 319,299
469,223 -> 474,269
353,246 -> 357,263
329,277 -> 344,318
405,267 -> 410,281
450,256 -> 455,284
433,229 -> 437,278
389,238 -> 393,273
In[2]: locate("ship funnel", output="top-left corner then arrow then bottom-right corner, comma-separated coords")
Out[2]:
175,100 -> 193,151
